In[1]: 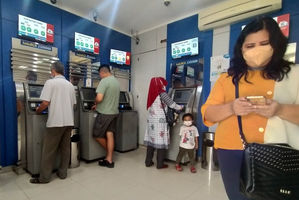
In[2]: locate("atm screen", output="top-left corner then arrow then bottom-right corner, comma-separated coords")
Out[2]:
119,92 -> 128,103
82,88 -> 96,101
173,89 -> 193,103
28,85 -> 43,98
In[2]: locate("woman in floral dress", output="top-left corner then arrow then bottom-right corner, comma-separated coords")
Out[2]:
144,77 -> 183,169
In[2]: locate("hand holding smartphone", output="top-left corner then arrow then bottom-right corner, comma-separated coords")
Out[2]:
246,96 -> 266,105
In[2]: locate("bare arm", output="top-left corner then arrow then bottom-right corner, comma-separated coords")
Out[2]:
205,97 -> 255,123
254,99 -> 299,125
95,93 -> 104,104
195,137 -> 199,149
36,101 -> 49,114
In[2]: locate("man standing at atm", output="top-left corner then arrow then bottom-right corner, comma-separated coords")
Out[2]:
93,64 -> 120,168
30,61 -> 76,184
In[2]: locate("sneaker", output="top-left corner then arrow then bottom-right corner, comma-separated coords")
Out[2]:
175,164 -> 183,171
190,166 -> 196,173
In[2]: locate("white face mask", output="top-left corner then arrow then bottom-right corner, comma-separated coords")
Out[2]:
183,121 -> 192,126
243,45 -> 273,68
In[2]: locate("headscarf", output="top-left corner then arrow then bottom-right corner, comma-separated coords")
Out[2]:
147,77 -> 168,109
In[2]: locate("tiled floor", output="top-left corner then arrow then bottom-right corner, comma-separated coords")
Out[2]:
0,147 -> 228,200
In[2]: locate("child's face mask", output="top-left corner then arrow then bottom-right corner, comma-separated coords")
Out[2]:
183,121 -> 192,126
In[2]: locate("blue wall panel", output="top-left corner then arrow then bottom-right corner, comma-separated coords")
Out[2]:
61,11 -> 131,66
1,19 -> 18,166
0,17 -> 4,165
2,0 -> 62,34
0,0 -> 130,166
167,15 -> 212,132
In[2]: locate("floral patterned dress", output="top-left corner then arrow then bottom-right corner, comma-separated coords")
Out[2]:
144,92 -> 181,149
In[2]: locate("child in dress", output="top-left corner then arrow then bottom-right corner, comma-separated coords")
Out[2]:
175,113 -> 199,173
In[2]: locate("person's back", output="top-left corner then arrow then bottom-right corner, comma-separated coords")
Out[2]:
43,75 -> 76,127
30,61 -> 76,184
96,75 -> 120,115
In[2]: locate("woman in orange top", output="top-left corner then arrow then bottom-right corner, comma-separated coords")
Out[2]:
202,16 -> 299,200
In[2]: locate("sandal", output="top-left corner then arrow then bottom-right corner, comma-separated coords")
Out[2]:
30,178 -> 48,184
157,164 -> 168,169
190,166 -> 197,173
175,164 -> 183,171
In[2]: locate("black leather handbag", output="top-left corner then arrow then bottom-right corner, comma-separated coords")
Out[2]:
235,82 -> 299,200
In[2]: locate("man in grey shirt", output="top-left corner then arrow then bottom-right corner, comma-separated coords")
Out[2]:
93,64 -> 120,168
30,61 -> 76,184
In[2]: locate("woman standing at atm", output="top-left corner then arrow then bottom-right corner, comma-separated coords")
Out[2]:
144,77 -> 183,169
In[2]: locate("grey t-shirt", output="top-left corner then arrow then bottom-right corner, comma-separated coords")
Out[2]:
40,75 -> 76,127
96,75 -> 120,115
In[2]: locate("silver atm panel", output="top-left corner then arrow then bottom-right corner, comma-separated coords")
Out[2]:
23,83 -> 48,175
166,86 -> 202,162
115,91 -> 138,152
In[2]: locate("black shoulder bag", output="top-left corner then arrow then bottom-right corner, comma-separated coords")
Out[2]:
235,81 -> 299,200
159,94 -> 176,127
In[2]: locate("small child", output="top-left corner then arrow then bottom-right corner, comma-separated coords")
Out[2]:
175,113 -> 199,173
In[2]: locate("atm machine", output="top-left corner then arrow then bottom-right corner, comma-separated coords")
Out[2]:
10,37 -> 59,175
22,83 -> 48,175
115,91 -> 138,152
79,87 -> 106,161
166,86 -> 202,162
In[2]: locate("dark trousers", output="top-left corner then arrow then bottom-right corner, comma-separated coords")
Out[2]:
217,149 -> 249,200
39,127 -> 72,182
145,146 -> 166,169
176,147 -> 195,166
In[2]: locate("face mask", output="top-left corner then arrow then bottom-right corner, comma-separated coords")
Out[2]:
243,45 -> 273,68
183,121 -> 192,126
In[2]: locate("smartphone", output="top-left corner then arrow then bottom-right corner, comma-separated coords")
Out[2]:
246,96 -> 266,105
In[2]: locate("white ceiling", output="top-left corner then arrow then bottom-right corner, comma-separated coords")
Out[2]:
40,0 -> 225,36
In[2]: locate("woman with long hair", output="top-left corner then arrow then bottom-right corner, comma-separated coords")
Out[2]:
202,16 -> 299,199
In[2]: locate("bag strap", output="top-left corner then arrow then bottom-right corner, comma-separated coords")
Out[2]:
159,94 -> 168,119
235,81 -> 248,147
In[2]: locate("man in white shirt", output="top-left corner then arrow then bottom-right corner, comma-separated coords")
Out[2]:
30,61 -> 76,184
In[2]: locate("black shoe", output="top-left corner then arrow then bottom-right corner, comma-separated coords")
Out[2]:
98,159 -> 108,166
145,161 -> 154,167
98,160 -> 114,168
30,178 -> 48,184
106,161 -> 114,168
56,172 -> 67,180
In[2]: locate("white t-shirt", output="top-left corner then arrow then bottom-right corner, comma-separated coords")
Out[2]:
179,125 -> 199,149
40,75 -> 76,127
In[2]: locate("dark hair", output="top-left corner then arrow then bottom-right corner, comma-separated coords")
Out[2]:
51,61 -> 64,75
228,16 -> 292,84
98,64 -> 111,73
182,113 -> 193,121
